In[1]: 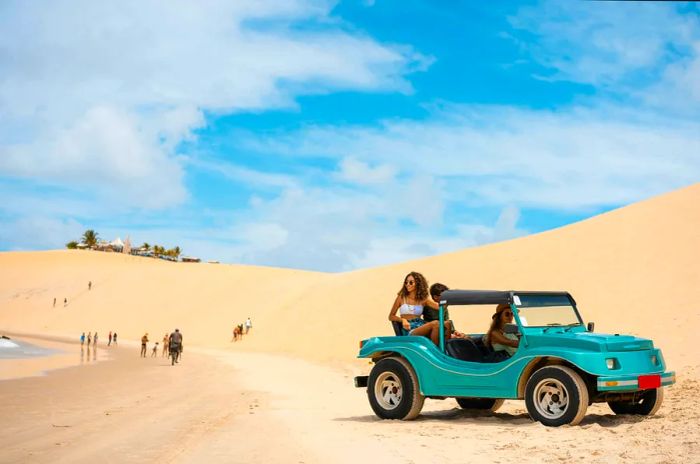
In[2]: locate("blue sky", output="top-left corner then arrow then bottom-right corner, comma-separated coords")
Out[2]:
1,1 -> 699,271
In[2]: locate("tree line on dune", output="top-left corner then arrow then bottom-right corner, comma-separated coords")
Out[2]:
66,229 -> 182,259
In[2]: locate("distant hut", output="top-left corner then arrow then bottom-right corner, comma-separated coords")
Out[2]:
181,256 -> 201,263
110,237 -> 124,253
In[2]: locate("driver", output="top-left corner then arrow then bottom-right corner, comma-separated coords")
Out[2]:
485,304 -> 519,357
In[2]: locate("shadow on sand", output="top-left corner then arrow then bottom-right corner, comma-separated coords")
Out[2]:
335,408 -> 651,428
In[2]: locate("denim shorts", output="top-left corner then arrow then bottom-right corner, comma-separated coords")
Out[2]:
403,318 -> 426,335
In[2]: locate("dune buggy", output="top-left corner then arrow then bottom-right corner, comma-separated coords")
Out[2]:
354,290 -> 675,426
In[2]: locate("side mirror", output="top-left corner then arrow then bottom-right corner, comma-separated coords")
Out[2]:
587,322 -> 595,332
504,323 -> 520,335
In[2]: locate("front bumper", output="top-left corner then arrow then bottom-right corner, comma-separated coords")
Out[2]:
596,371 -> 675,392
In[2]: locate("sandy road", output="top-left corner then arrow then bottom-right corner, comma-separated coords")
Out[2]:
1,338 -> 698,464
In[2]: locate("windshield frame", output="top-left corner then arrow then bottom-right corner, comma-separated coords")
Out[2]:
512,292 -> 584,329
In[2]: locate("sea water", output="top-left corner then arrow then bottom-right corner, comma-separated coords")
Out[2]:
0,337 -> 60,359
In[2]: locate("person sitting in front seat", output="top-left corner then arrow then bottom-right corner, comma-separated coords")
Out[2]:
485,304 -> 519,357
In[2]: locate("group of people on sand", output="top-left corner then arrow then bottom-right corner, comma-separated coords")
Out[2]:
81,331 -> 117,348
141,330 -> 183,362
231,317 -> 252,342
390,271 -> 519,358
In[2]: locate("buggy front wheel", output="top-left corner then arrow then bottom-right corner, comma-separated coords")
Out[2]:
367,357 -> 424,420
525,365 -> 589,427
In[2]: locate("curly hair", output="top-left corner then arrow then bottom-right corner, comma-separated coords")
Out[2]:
397,271 -> 429,302
485,303 -> 511,346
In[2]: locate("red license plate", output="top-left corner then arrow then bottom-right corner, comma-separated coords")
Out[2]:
638,374 -> 661,389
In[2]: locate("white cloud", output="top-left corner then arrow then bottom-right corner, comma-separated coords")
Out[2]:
0,0 -> 425,209
1,106 -> 188,208
240,106 -> 700,210
509,1 -> 698,86
335,158 -> 397,185
0,216 -> 84,251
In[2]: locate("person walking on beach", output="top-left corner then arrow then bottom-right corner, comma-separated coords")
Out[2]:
162,333 -> 169,357
169,329 -> 182,364
151,342 -> 159,357
93,332 -> 98,347
140,333 -> 148,356
140,333 -> 149,357
245,317 -> 252,334
64,298 -> 67,307
88,281 -> 92,290
112,332 -> 118,346
87,332 -> 92,347
80,332 -> 85,347
53,297 -> 56,308
108,331 -> 112,346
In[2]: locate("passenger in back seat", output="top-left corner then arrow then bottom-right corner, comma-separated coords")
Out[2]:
423,283 -> 455,341
388,272 -> 451,346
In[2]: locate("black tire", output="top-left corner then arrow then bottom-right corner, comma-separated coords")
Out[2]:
367,357 -> 424,420
456,398 -> 505,412
525,365 -> 589,427
608,388 -> 663,416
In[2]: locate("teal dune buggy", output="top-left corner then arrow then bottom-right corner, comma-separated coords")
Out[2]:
354,290 -> 675,426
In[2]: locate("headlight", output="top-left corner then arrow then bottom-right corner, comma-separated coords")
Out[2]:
606,358 -> 618,369
650,355 -> 658,365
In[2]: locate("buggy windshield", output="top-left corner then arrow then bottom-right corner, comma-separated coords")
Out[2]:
513,293 -> 581,328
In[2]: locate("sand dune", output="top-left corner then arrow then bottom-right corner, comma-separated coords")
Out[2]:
1,183 -> 698,370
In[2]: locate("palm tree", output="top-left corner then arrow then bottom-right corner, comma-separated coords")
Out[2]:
173,246 -> 181,259
141,242 -> 150,252
66,241 -> 78,249
81,230 -> 98,248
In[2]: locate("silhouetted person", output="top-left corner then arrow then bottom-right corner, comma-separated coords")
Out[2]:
53,298 -> 56,307
88,281 -> 92,290
245,317 -> 252,334
112,332 -> 118,346
151,342 -> 158,357
80,332 -> 85,346
64,298 -> 67,307
108,331 -> 112,346
140,333 -> 149,357
169,329 -> 182,364
93,332 -> 98,347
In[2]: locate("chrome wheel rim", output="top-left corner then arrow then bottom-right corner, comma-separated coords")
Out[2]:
375,372 -> 403,410
533,378 -> 569,420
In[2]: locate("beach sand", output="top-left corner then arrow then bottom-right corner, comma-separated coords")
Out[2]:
1,183 -> 699,463
0,336 -> 698,464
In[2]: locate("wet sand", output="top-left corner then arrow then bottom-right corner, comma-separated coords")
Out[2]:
0,336 -> 111,380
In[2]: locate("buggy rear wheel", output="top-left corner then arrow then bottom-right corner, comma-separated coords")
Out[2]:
367,357 -> 424,420
608,387 -> 663,416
